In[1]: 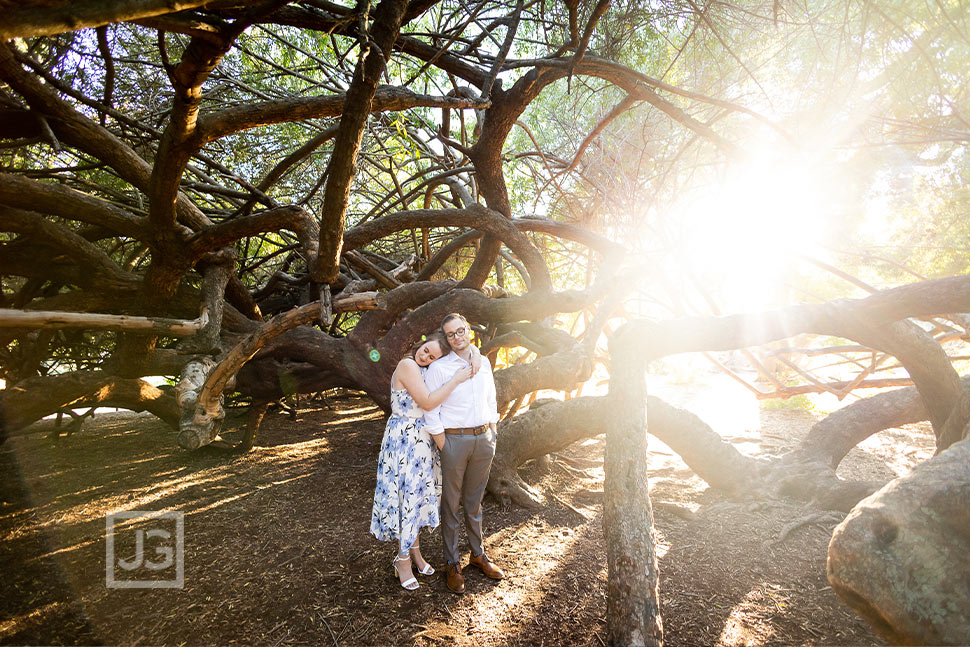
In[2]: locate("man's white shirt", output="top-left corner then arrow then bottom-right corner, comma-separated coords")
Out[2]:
422,351 -> 500,435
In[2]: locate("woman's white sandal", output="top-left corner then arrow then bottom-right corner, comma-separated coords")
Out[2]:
411,545 -> 435,575
392,553 -> 419,591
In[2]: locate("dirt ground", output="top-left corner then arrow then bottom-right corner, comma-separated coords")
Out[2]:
0,379 -> 936,646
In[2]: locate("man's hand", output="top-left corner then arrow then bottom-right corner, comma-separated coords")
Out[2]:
433,433 -> 445,450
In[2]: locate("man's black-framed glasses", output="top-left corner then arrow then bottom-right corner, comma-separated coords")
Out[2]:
445,327 -> 467,339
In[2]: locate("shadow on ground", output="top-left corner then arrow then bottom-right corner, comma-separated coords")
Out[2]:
0,391 -> 901,646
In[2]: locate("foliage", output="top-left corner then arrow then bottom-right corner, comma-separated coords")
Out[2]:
1,0 -> 969,415
760,394 -> 816,413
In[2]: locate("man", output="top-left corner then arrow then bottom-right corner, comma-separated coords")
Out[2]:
423,312 -> 506,594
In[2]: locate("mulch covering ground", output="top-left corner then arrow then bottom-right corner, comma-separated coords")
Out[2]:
1,388 -> 927,646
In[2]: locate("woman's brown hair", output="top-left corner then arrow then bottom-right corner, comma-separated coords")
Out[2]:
406,331 -> 450,360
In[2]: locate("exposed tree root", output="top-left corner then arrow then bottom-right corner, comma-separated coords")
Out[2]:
768,511 -> 844,547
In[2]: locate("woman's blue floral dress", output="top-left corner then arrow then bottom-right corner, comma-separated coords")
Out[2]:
370,386 -> 442,552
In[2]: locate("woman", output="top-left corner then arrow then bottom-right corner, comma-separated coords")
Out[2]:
370,333 -> 480,591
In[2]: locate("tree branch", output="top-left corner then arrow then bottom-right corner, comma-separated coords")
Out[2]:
343,204 -> 552,290
184,205 -> 319,261
0,172 -> 147,239
310,0 -> 412,284
0,208 -> 130,282
0,0 -> 222,39
0,308 -> 208,336
197,87 -> 489,144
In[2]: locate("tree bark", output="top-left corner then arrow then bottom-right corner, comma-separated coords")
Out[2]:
632,274 -> 970,361
604,325 -> 663,647
183,294 -> 382,448
645,396 -> 760,495
198,88 -> 488,143
312,0 -> 411,284
488,396 -> 610,507
798,384 -> 931,468
0,308 -> 207,336
0,0 -> 220,39
827,436 -> 970,645
0,371 -> 179,434
342,204 -> 552,291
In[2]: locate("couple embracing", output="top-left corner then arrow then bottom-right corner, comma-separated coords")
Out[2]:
370,313 -> 505,593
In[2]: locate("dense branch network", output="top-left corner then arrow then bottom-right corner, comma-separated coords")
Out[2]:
2,2 -> 970,645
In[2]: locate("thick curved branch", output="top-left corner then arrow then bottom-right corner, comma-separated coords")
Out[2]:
799,383 -> 935,468
0,0 -> 220,39
375,278 -> 617,362
413,217 -> 625,283
852,320 -> 961,441
131,13 -> 228,42
197,87 -> 489,144
494,344 -> 592,407
488,395 -> 611,507
394,34 -> 490,88
0,173 -> 147,239
184,205 -> 319,260
632,275 -> 968,452
513,216 -> 626,258
0,371 -> 178,433
349,280 -> 454,346
343,204 -> 552,290
0,208 -> 130,283
184,293 -> 384,447
633,274 -> 970,361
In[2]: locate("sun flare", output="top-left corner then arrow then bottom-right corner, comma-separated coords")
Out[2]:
659,150 -> 833,313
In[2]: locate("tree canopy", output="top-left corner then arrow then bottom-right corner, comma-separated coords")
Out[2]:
3,1 -> 970,644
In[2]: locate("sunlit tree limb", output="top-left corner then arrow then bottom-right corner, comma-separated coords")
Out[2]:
0,0 -> 222,39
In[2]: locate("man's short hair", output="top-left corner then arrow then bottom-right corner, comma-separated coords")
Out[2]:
440,312 -> 468,330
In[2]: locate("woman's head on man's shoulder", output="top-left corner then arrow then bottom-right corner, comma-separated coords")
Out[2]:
409,331 -> 450,366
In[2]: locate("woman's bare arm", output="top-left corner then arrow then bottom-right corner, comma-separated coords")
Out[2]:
395,359 -> 473,410
469,344 -> 483,374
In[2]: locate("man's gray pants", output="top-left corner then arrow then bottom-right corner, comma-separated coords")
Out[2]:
439,428 -> 496,565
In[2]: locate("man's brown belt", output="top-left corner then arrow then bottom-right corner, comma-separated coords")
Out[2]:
444,425 -> 488,436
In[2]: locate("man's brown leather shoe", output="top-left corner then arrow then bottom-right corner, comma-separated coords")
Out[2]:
445,563 -> 465,594
468,552 -> 505,579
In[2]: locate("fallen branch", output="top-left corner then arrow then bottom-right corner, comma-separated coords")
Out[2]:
0,308 -> 207,335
